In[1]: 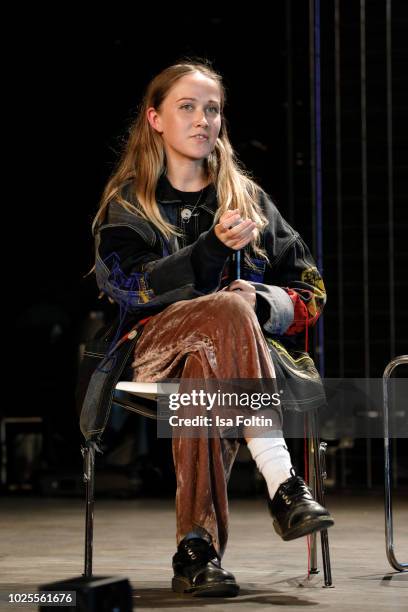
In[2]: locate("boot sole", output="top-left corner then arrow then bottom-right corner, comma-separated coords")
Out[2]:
274,516 -> 334,541
172,576 -> 240,597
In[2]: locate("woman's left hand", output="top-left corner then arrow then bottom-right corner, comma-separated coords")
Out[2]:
223,279 -> 257,309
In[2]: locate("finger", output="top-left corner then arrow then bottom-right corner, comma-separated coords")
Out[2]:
228,281 -> 239,291
225,219 -> 255,239
229,280 -> 255,292
222,214 -> 243,230
229,283 -> 256,295
221,209 -> 239,218
231,223 -> 257,243
226,226 -> 257,248
228,219 -> 244,229
216,214 -> 242,234
228,280 -> 246,291
229,231 -> 257,250
219,210 -> 239,224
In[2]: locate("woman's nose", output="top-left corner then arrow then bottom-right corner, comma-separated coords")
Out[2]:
194,109 -> 209,126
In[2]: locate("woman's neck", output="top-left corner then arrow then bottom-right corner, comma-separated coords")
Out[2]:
165,158 -> 209,192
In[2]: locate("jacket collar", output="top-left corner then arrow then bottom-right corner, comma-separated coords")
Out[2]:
156,172 -> 217,209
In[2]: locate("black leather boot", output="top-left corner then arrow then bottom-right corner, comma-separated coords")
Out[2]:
268,468 -> 334,541
172,534 -> 239,597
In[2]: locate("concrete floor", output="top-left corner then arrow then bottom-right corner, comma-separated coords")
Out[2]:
0,493 -> 406,611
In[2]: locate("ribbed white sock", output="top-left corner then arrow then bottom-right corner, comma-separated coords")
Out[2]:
247,436 -> 293,500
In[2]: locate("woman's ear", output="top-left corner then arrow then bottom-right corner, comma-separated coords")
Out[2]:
147,107 -> 163,134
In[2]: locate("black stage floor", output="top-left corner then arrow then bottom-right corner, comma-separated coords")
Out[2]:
0,493 -> 407,611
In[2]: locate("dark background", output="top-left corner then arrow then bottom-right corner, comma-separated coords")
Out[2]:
6,3 -> 408,495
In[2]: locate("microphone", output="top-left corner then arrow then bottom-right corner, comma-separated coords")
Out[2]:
235,250 -> 241,280
227,217 -> 242,281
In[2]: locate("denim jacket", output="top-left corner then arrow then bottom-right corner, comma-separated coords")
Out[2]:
79,176 -> 327,443
94,175 -> 326,343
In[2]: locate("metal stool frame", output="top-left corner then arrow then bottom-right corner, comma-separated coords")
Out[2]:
383,354 -> 408,572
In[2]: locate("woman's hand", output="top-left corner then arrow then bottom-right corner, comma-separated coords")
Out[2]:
222,279 -> 257,309
215,210 -> 257,250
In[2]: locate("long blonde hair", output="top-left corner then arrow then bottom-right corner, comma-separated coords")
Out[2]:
93,60 -> 268,257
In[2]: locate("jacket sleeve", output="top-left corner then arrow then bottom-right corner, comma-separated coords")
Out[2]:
95,202 -> 232,314
251,192 -> 326,338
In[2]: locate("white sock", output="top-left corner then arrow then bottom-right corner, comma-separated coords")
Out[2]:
247,436 -> 293,500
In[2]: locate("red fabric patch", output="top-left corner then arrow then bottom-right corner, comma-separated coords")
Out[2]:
285,289 -> 310,335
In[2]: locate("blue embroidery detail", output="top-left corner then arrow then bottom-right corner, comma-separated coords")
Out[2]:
242,257 -> 266,283
97,252 -> 155,373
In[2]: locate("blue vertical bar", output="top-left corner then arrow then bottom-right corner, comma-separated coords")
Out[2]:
314,0 -> 325,377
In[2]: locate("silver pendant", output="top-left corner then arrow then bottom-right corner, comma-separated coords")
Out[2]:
181,208 -> 192,221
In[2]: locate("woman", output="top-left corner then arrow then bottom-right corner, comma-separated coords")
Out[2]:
91,60 -> 333,597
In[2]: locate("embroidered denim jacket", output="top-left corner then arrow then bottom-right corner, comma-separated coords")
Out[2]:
79,176 -> 327,443
94,175 -> 326,340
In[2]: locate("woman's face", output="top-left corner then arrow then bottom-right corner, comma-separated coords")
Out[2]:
148,72 -> 222,163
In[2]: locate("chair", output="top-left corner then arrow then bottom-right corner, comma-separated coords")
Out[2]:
383,354 -> 408,572
81,380 -> 333,586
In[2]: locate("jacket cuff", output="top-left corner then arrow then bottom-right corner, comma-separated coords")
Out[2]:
197,226 -> 234,258
191,227 -> 233,291
251,283 -> 295,335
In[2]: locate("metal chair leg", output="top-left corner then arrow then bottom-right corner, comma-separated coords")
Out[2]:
82,443 -> 95,578
308,411 -> 333,587
308,437 -> 318,574
383,355 -> 408,572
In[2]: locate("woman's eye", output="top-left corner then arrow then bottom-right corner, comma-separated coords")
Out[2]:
179,104 -> 220,114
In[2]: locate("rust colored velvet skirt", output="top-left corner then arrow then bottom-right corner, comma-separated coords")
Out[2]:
131,291 -> 280,557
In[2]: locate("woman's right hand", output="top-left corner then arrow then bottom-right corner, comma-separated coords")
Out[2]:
214,210 -> 257,250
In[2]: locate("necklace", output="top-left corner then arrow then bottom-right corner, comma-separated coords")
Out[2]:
180,188 -> 205,224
